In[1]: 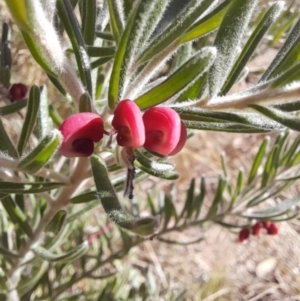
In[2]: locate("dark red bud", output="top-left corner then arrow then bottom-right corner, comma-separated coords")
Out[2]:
252,222 -> 261,236
9,83 -> 28,102
112,100 -> 145,148
238,228 -> 250,243
262,221 -> 271,229
59,113 -> 104,158
267,223 -> 279,235
143,107 -> 183,156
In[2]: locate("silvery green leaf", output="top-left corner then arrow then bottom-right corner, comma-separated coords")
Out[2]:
17,85 -> 40,155
17,130 -> 62,174
33,241 -> 89,263
209,0 -> 258,97
57,0 -> 92,96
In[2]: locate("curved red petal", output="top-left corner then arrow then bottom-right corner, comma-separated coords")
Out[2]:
143,107 -> 181,156
59,113 -> 104,157
168,121 -> 187,156
112,99 -> 145,148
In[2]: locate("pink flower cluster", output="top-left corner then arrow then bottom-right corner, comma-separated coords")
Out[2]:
59,99 -> 187,158
238,221 -> 279,243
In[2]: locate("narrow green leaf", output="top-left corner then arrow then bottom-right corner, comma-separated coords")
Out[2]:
18,261 -> 49,297
242,195 -> 300,219
209,0 -> 258,97
108,0 -> 125,42
261,145 -> 278,188
22,31 -> 56,76
232,168 -> 244,201
163,192 -> 178,229
274,100 -> 300,112
174,107 -> 283,132
49,104 -> 63,127
81,0 -> 96,45
70,191 -> 96,204
0,181 -> 63,194
0,117 -> 18,158
138,0 -> 214,64
179,0 -> 230,44
1,195 -> 33,238
248,137 -> 269,184
79,92 -> 92,112
47,73 -> 67,96
4,0 -> 32,34
193,176 -> 205,219
33,241 -> 88,263
90,154 -> 160,236
158,236 -> 204,246
86,46 -> 115,57
17,85 -> 40,155
175,76 -> 207,103
247,180 -> 293,207
180,178 -> 195,219
249,104 -> 300,132
90,56 -> 113,69
108,1 -> 141,109
260,18 -> 300,82
206,176 -> 227,219
66,200 -> 99,223
0,244 -> 20,259
95,71 -> 104,99
17,130 -> 62,174
0,23 -> 11,87
95,31 -> 114,41
134,150 -> 179,180
37,86 -> 52,139
221,2 -> 283,95
45,210 -> 67,235
281,135 -> 300,166
0,99 -> 27,116
135,47 -> 216,109
57,0 -> 93,96
184,120 -> 272,133
147,192 -> 157,216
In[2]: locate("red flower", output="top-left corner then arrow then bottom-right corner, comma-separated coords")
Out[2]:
112,100 -> 145,148
9,83 -> 28,102
267,223 -> 279,235
262,221 -> 271,229
59,113 -> 104,157
238,228 -> 250,243
252,222 -> 261,236
143,107 -> 186,156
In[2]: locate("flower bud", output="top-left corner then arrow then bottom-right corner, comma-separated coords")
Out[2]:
59,113 -> 104,157
238,228 -> 250,243
9,83 -> 28,102
267,223 -> 279,235
252,222 -> 261,236
262,221 -> 271,229
112,100 -> 145,148
143,107 -> 184,156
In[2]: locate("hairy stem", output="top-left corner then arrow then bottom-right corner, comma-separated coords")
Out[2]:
7,157 -> 90,300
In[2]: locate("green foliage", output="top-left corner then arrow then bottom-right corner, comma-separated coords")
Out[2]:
1,0 -> 300,299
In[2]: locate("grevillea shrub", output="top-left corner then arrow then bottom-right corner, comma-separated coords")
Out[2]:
1,0 -> 300,299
